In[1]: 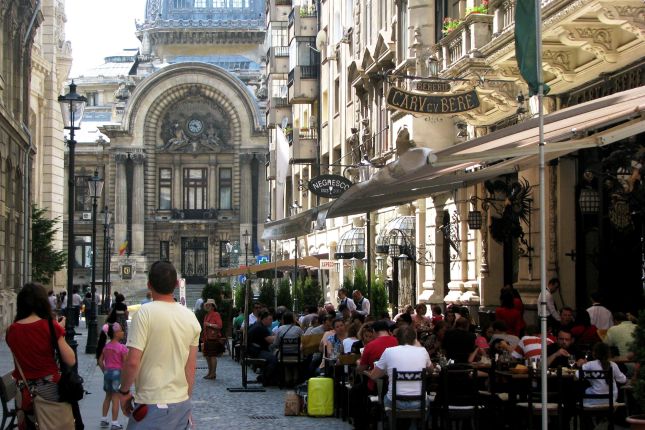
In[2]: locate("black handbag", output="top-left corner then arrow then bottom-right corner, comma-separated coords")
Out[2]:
47,318 -> 85,402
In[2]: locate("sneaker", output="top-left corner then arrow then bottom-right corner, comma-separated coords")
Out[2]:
111,424 -> 123,430
100,420 -> 109,428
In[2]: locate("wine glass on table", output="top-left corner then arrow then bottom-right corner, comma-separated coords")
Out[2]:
567,354 -> 576,370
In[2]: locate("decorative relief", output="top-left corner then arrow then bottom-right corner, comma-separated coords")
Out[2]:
543,49 -> 576,82
159,97 -> 231,153
560,26 -> 618,62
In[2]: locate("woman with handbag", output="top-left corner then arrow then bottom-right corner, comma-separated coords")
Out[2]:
6,283 -> 77,430
202,299 -> 224,380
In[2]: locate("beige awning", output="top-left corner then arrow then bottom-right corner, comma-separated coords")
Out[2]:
209,255 -> 323,278
261,202 -> 333,241
325,85 -> 645,218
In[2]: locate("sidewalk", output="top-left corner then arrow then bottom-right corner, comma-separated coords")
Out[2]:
1,319 -> 352,430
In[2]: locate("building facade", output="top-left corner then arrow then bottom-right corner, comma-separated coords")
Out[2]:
69,0 -> 268,298
265,0 -> 645,317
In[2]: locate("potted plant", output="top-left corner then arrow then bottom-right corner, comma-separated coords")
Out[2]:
442,17 -> 462,35
627,310 -> 645,429
466,0 -> 489,15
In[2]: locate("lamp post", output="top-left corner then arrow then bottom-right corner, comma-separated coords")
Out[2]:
102,206 -> 111,314
58,81 -> 87,354
85,171 -> 103,354
242,229 -> 250,268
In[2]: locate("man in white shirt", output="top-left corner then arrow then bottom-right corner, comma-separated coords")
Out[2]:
586,292 -> 613,330
352,289 -> 371,316
537,278 -> 560,326
338,287 -> 356,312
370,325 -> 432,411
193,297 -> 204,312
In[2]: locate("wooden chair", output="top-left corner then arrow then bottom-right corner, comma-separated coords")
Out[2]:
576,368 -> 625,430
516,366 -> 564,430
278,336 -> 301,389
479,357 -> 510,427
385,368 -> 428,430
437,364 -> 480,430
300,333 -> 324,356
0,372 -> 17,430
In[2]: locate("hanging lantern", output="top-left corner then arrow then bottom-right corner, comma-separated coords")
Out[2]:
578,187 -> 600,215
467,210 -> 483,229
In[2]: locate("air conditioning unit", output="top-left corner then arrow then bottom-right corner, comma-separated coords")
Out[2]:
82,212 -> 92,220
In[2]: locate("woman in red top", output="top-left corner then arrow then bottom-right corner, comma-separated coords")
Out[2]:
202,298 -> 224,380
6,283 -> 76,429
495,290 -> 524,337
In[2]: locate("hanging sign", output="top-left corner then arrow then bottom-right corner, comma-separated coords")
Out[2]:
415,81 -> 451,93
308,174 -> 353,198
319,259 -> 337,270
386,87 -> 480,114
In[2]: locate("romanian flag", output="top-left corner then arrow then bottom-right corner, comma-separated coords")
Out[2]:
118,241 -> 128,256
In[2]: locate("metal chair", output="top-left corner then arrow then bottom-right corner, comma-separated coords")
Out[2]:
0,372 -> 17,430
385,368 -> 428,430
516,366 -> 564,430
576,368 -> 625,430
278,336 -> 301,388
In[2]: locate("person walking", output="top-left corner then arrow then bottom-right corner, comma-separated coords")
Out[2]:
6,283 -> 78,429
118,261 -> 201,429
110,294 -> 129,344
98,322 -> 128,429
201,299 -> 223,380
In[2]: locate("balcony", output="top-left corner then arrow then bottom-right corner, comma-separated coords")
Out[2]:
287,65 -> 320,103
266,0 -> 291,24
171,209 -> 218,220
290,128 -> 318,162
438,13 -> 493,74
266,46 -> 290,73
288,5 -> 318,40
266,96 -> 292,128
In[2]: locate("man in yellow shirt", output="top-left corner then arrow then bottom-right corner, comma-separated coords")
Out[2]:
118,261 -> 201,429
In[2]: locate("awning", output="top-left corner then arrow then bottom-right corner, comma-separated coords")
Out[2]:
209,255 -> 323,277
326,85 -> 645,218
262,202 -> 333,240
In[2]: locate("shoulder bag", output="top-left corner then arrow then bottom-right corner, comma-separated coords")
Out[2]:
47,318 -> 85,402
12,352 -> 75,430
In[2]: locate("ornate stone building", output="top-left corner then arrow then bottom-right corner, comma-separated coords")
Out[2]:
1,0 -> 71,331
70,0 -> 268,297
265,0 -> 645,318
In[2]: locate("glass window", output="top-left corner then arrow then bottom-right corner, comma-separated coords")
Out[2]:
183,168 -> 207,210
398,0 -> 409,59
219,168 -> 232,209
159,168 -> 172,210
160,241 -> 170,261
74,236 -> 92,268
86,92 -> 98,107
271,77 -> 288,98
194,0 -> 207,7
289,37 -> 318,70
219,241 -> 231,267
75,175 -> 92,212
213,0 -> 225,6
269,22 -> 288,47
173,0 -> 190,8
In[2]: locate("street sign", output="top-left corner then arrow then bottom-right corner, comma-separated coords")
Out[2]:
256,255 -> 269,264
320,259 -> 337,271
308,174 -> 353,198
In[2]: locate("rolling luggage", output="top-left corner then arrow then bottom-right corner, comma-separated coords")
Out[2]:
307,377 -> 334,416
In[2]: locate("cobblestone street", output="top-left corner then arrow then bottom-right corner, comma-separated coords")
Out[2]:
1,321 -> 352,430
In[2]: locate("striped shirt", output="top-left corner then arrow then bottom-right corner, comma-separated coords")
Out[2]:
512,335 -> 553,360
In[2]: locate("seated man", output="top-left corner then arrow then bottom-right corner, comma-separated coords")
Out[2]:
510,325 -> 553,361
489,320 -> 520,351
605,312 -> 636,357
546,329 -> 584,368
369,325 -> 433,412
442,317 -> 478,363
247,311 -> 277,385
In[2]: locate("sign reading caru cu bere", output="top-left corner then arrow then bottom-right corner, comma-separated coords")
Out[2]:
386,87 -> 480,114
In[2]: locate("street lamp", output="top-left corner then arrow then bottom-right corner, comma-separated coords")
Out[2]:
102,206 -> 112,314
85,171 -> 103,354
58,81 -> 87,355
242,229 -> 251,268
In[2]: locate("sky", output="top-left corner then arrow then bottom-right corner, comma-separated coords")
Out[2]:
65,0 -> 148,77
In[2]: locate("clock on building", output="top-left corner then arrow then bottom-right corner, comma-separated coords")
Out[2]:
187,118 -> 203,135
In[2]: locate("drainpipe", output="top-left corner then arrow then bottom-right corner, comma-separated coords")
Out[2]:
21,124 -> 35,286
23,0 -> 42,49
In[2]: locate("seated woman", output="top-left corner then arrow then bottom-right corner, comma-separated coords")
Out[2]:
580,342 -> 627,407
271,311 -> 304,355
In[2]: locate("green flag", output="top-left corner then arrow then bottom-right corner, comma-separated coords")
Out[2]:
514,0 -> 549,95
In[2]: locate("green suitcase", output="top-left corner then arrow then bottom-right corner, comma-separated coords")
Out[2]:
307,377 -> 334,416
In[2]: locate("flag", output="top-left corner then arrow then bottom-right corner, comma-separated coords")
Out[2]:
514,0 -> 549,95
118,241 -> 128,256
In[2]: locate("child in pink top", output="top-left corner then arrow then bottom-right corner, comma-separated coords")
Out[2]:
98,322 -> 128,429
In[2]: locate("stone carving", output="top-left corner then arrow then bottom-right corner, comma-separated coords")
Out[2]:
159,99 -> 230,153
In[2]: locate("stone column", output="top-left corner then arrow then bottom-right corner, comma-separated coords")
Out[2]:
131,152 -> 146,254
113,153 -> 128,250
239,153 -> 253,230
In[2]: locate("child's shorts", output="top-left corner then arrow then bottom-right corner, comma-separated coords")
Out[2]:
103,369 -> 121,393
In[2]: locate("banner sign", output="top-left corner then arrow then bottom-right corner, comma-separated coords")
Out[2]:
415,81 -> 451,93
308,174 -> 353,198
319,259 -> 337,270
386,87 -> 480,114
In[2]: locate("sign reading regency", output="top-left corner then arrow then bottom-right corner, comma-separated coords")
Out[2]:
386,87 -> 480,114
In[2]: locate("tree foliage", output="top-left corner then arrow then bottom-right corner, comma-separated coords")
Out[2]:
276,279 -> 292,309
31,205 -> 66,285
294,276 -> 323,312
371,278 -> 389,318
258,279 -> 276,310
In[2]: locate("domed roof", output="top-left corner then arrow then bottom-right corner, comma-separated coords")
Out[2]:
144,0 -> 264,24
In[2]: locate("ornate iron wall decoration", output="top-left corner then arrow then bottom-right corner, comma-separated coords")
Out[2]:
483,178 -> 533,245
439,211 -> 461,258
